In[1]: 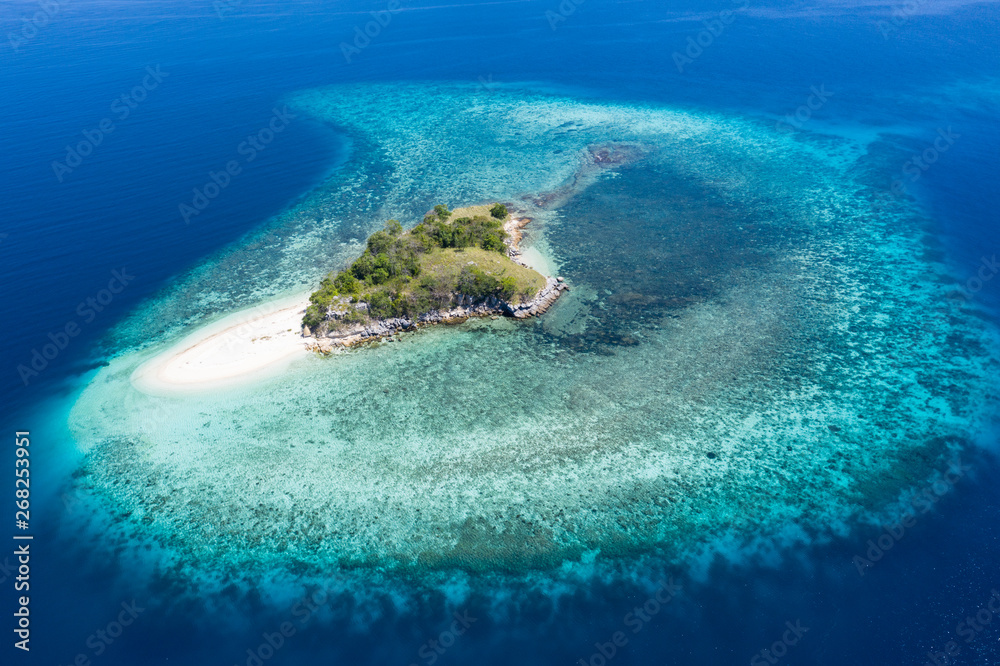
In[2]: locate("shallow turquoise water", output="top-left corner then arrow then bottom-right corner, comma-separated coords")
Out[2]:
66,82 -> 999,603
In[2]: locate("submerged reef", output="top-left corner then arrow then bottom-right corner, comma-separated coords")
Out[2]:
65,83 -> 1000,599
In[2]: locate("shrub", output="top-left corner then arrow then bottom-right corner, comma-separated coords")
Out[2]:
457,266 -> 516,301
351,253 -> 375,281
430,220 -> 454,248
415,274 -> 454,309
367,289 -> 395,319
367,230 -> 394,255
499,276 -> 517,300
333,271 -> 359,294
444,215 -> 507,252
384,219 -> 403,236
342,308 -> 367,324
409,222 -> 436,251
348,239 -> 421,286
450,218 -> 475,248
490,203 -> 508,219
481,233 -> 506,252
303,304 -> 326,329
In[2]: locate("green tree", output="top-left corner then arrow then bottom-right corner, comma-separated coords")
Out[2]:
481,233 -> 506,252
367,230 -> 393,255
368,289 -> 395,318
457,266 -> 514,300
384,219 -> 403,236
333,271 -> 360,294
303,303 -> 325,329
351,253 -> 376,281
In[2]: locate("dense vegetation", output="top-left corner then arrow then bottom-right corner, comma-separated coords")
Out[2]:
303,203 -> 542,330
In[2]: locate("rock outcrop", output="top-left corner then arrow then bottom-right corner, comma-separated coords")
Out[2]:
307,278 -> 569,352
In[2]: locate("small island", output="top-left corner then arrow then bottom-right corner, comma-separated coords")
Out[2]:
130,149 -> 640,391
302,203 -> 567,350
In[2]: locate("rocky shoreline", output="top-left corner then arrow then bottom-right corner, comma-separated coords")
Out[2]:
304,213 -> 567,353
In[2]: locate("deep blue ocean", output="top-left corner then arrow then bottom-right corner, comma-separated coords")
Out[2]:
2,0 -> 999,664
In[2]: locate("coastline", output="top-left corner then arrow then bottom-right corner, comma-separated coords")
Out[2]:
130,213 -> 566,389
126,144 -> 650,390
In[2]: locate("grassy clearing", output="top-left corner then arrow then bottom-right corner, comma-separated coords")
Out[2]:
446,204 -> 496,220
418,247 -> 546,305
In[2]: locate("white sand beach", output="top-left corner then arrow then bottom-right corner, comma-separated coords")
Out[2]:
131,294 -> 312,394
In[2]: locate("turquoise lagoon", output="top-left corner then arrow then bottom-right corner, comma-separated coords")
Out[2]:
66,82 -> 999,604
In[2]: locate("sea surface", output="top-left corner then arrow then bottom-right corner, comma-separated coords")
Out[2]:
1,1 -> 999,664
